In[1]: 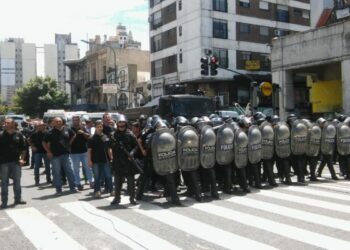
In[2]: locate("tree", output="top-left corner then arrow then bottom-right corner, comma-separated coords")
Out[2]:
13,76 -> 68,117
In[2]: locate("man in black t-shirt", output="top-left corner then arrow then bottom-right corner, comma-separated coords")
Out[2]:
43,117 -> 77,195
0,118 -> 27,209
29,121 -> 51,185
70,116 -> 93,190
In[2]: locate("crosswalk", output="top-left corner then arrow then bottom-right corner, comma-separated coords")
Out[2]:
2,180 -> 350,250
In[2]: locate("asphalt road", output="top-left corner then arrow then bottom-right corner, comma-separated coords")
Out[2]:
1,165 -> 350,250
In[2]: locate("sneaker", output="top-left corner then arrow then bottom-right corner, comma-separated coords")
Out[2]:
77,185 -> 84,191
94,191 -> 101,198
0,203 -> 7,209
14,199 -> 27,205
89,182 -> 94,189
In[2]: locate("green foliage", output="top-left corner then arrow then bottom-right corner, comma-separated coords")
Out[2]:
13,76 -> 68,117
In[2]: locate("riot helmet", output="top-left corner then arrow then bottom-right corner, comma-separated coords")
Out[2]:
117,114 -> 128,124
271,115 -> 280,126
211,116 -> 224,127
337,114 -> 346,122
190,117 -> 199,126
173,116 -> 189,127
287,113 -> 297,126
316,117 -> 326,127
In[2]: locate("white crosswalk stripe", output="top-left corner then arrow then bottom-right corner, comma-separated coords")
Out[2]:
224,195 -> 350,232
4,181 -> 350,250
278,185 -> 350,201
183,199 -> 350,250
256,189 -> 350,213
60,201 -> 181,250
6,207 -> 86,250
307,183 -> 350,193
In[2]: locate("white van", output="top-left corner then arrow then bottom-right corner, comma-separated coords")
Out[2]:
43,110 -> 67,125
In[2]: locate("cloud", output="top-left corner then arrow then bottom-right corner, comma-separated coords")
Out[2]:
0,0 -> 150,54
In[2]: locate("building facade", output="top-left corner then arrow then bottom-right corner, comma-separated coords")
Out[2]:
65,31 -> 150,111
44,33 -> 79,95
0,38 -> 36,104
271,0 -> 350,119
149,0 -> 311,108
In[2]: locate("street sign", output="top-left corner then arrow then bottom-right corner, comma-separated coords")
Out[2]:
102,83 -> 118,94
245,60 -> 260,70
260,82 -> 273,97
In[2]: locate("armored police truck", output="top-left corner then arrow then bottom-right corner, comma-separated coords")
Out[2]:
122,95 -> 215,122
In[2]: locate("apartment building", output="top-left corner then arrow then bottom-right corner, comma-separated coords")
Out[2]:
44,33 -> 79,93
0,38 -> 36,104
149,0 -> 311,106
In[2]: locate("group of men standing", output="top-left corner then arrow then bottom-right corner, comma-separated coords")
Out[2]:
1,110 -> 350,209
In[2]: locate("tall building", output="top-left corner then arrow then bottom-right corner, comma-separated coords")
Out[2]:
0,38 -> 36,104
44,33 -> 79,94
65,30 -> 150,111
149,0 -> 311,107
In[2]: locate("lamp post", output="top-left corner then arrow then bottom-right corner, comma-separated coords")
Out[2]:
81,40 -> 118,110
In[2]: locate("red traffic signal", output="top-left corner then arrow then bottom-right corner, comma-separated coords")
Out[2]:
210,56 -> 218,76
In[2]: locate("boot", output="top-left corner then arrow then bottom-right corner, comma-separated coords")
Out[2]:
328,164 -> 338,180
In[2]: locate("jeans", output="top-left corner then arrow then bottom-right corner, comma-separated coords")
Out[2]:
71,152 -> 93,186
51,154 -> 76,192
1,161 -> 22,204
34,152 -> 51,183
92,163 -> 113,193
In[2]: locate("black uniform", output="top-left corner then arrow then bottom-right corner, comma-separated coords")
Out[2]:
111,129 -> 138,204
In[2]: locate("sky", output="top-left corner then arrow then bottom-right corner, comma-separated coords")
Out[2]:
0,0 -> 149,75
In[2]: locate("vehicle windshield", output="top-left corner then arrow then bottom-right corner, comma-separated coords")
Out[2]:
172,98 -> 214,116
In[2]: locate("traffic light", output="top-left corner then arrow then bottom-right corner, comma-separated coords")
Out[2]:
200,57 -> 209,75
210,56 -> 218,76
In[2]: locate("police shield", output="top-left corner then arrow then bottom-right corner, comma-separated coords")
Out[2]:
260,122 -> 274,160
199,125 -> 216,169
151,128 -> 178,176
177,126 -> 200,171
337,122 -> 350,156
306,124 -> 322,157
234,128 -> 248,168
321,122 -> 336,155
248,125 -> 262,164
274,122 -> 291,158
291,119 -> 308,155
216,123 -> 234,165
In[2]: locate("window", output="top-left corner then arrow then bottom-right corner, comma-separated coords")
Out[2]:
239,0 -> 250,8
213,0 -> 227,12
213,48 -> 228,68
154,59 -> 162,77
242,51 -> 252,60
293,8 -> 302,17
179,26 -> 182,36
179,49 -> 183,64
259,0 -> 269,10
239,23 -> 250,33
276,5 -> 289,22
178,0 -> 182,10
237,88 -> 249,104
152,11 -> 162,28
213,19 -> 228,39
260,54 -> 270,70
153,34 -> 162,52
302,10 -> 310,19
259,26 -> 269,36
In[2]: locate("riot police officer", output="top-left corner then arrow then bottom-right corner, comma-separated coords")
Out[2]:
111,114 -> 138,205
